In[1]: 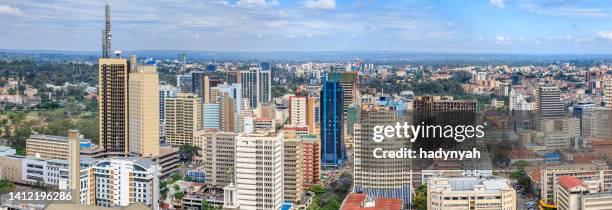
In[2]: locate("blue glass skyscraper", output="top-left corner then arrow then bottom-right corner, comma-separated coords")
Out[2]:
320,67 -> 346,168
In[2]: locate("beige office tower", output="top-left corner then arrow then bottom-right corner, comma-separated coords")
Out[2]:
164,93 -> 202,146
353,104 -> 412,204
283,131 -> 304,203
99,58 -> 130,153
68,130 -> 80,194
306,97 -> 316,133
211,88 -> 236,132
193,129 -> 237,188
129,64 -> 160,157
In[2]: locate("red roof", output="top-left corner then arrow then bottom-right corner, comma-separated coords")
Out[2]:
341,193 -> 403,210
558,176 -> 585,190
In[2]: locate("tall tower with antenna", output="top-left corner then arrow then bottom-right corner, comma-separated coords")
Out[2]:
102,1 -> 111,58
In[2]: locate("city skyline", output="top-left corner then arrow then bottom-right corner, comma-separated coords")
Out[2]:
2,0 -> 612,54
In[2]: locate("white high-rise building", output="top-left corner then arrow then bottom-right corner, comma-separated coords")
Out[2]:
235,132 -> 284,210
289,96 -> 307,127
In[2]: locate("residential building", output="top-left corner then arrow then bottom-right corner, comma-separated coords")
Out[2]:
301,134 -> 320,189
78,157 -> 160,209
164,93 -> 202,146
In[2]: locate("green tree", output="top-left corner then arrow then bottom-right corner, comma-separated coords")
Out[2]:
179,144 -> 201,162
308,184 -> 325,196
173,191 -> 185,200
412,184 -> 427,210
0,181 -> 16,194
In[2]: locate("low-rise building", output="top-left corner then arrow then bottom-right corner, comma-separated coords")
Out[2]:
26,134 -> 90,160
427,177 -> 516,210
555,176 -> 612,210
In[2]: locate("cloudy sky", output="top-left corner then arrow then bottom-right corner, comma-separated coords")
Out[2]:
2,0 -> 612,54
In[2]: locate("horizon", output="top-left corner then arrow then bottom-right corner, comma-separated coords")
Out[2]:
3,0 -> 612,54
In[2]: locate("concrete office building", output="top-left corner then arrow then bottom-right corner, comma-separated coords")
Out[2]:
235,132 -> 284,210
427,177 -> 516,210
259,67 -> 272,104
241,67 -> 261,108
538,86 -> 565,118
159,84 -> 180,140
283,131 -> 304,203
540,163 -> 612,203
210,89 -> 237,132
26,134 -> 90,160
128,64 -> 160,157
353,104 -> 412,205
289,96 -> 308,127
605,80 -> 612,109
193,129 -> 237,187
164,93 -> 202,146
176,74 -> 193,93
215,84 -> 242,131
327,70 -> 359,112
555,176 -> 612,210
593,107 -> 611,139
99,58 -> 130,153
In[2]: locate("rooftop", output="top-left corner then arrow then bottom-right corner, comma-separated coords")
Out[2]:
341,193 -> 402,210
558,176 -> 585,190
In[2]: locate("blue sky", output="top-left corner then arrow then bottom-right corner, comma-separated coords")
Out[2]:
2,0 -> 612,53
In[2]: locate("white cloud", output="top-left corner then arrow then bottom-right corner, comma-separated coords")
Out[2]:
598,31 -> 612,40
236,0 -> 279,7
490,0 -> 505,9
495,35 -> 510,44
0,5 -> 23,16
304,0 -> 336,10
